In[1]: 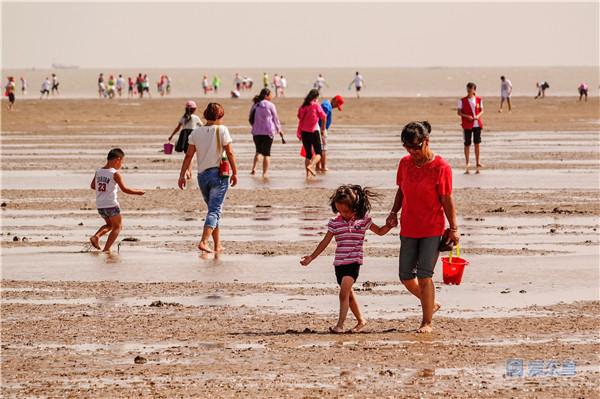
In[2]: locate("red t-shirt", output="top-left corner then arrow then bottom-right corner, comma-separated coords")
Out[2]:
396,155 -> 452,238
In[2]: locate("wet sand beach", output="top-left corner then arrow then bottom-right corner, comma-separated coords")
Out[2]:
1,97 -> 599,397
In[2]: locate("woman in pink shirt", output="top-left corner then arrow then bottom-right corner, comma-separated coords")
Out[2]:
297,89 -> 326,177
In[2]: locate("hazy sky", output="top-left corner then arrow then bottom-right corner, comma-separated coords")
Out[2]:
2,1 -> 598,68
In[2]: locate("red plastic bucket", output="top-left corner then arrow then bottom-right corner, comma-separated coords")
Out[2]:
163,143 -> 174,154
441,246 -> 469,285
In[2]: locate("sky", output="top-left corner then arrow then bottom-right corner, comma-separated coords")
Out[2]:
2,1 -> 598,68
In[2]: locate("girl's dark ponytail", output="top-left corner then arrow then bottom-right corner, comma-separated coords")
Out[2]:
302,89 -> 320,107
329,184 -> 378,219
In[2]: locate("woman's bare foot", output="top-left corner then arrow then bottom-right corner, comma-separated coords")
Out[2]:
464,168 -> 470,175
475,168 -> 481,174
89,236 -> 101,250
476,163 -> 484,168
250,169 -> 256,175
197,240 -> 214,253
433,302 -> 441,314
262,173 -> 269,179
329,326 -> 345,334
306,165 -> 316,177
416,323 -> 433,333
215,245 -> 224,253
350,321 -> 367,333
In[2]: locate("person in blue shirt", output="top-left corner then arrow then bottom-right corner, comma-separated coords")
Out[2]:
318,95 -> 344,171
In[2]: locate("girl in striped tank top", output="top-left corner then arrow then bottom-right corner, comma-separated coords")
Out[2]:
301,185 -> 392,333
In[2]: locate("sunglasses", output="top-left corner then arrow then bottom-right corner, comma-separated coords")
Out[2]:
403,141 -> 424,150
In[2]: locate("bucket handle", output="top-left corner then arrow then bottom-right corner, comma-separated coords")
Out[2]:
448,244 -> 460,263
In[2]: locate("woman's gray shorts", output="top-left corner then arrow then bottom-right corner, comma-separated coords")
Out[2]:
399,236 -> 441,280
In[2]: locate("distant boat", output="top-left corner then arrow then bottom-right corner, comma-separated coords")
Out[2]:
51,63 -> 79,69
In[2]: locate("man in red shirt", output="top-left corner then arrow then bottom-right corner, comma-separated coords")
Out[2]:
457,82 -> 484,174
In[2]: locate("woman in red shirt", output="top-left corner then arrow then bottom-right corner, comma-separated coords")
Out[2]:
386,121 -> 460,333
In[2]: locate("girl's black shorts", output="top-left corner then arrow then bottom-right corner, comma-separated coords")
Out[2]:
335,263 -> 361,285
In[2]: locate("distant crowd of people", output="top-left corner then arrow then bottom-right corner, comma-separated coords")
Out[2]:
2,71 -> 594,111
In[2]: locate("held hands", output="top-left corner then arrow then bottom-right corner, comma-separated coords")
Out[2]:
300,255 -> 312,266
385,212 -> 398,228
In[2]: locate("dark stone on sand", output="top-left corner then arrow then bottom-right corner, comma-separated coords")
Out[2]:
500,289 -> 511,294
78,222 -> 84,226
519,290 -> 527,294
362,281 -> 382,289
149,300 -> 182,308
122,237 -> 139,242
1,202 -> 7,207
489,207 -> 506,213
134,355 -> 147,364
12,236 -> 19,242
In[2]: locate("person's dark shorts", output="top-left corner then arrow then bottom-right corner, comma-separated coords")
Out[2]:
41,89 -> 49,95
175,129 -> 193,153
98,206 -> 121,218
301,131 -> 323,159
335,263 -> 361,285
579,88 -> 588,96
463,127 -> 482,146
8,92 -> 15,103
52,84 -> 59,90
356,86 -> 362,92
399,236 -> 441,280
253,135 -> 274,157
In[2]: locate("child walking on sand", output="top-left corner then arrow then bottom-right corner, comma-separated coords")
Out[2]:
300,185 -> 392,333
89,148 -> 145,252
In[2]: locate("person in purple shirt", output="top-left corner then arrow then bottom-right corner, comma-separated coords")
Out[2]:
249,88 -> 286,178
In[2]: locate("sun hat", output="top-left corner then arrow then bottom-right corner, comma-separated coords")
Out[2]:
185,100 -> 197,109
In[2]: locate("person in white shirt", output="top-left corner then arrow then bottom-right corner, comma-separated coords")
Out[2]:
233,73 -> 243,91
499,75 -> 512,112
116,74 -> 125,97
349,71 -> 364,98
534,81 -> 549,99
89,148 -> 145,252
280,75 -> 287,97
314,74 -> 328,92
178,103 -> 239,253
40,77 -> 51,99
168,100 -> 204,178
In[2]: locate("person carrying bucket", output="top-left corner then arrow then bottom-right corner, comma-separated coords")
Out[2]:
386,121 -> 460,334
168,101 -> 203,178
